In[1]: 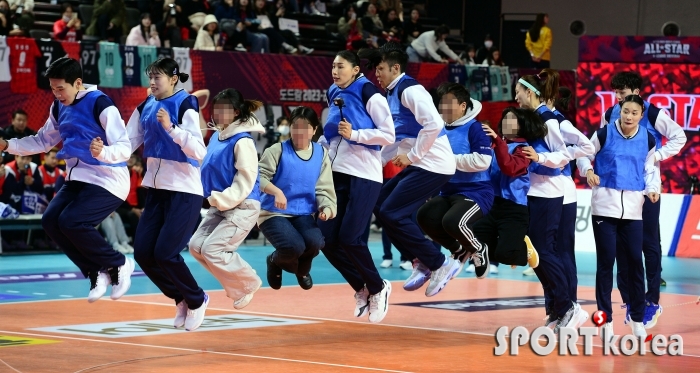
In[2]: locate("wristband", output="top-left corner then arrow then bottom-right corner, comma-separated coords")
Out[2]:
167,124 -> 176,134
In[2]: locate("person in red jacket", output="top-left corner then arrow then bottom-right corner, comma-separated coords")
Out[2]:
53,3 -> 82,42
36,149 -> 65,202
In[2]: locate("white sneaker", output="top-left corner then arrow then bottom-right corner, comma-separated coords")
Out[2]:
380,259 -> 393,268
235,43 -> 247,52
233,282 -> 261,310
630,321 -> 647,339
425,257 -> 461,297
299,45 -> 314,55
120,242 -> 135,254
465,264 -> 475,273
108,257 -> 134,300
87,271 -> 110,303
174,300 -> 188,328
523,267 -> 536,276
112,243 -> 129,254
399,261 -> 412,270
185,293 -> 209,331
354,286 -> 370,317
403,260 -> 431,291
600,321 -> 614,343
368,280 -> 392,323
489,264 -> 499,274
576,305 -> 590,328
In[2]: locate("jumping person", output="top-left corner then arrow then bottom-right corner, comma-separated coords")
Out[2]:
126,58 -> 209,331
359,43 -> 458,297
0,57 -> 134,303
578,94 -> 660,340
318,50 -> 395,323
260,106 -> 336,291
602,71 -> 686,328
189,88 -> 265,310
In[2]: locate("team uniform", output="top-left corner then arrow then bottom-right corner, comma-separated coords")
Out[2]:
528,104 -> 583,330
603,101 -> 686,325
172,48 -> 193,92
0,36 -> 11,83
98,42 -> 123,88
5,85 -> 133,300
138,46 -> 157,87
318,73 -> 395,323
376,73 -> 458,297
37,163 -> 65,201
259,140 -> 336,290
80,41 -> 101,85
36,40 -> 69,90
189,116 -> 266,308
126,88 -> 209,329
120,45 -> 141,87
8,37 -> 41,93
577,120 -> 660,337
416,98 -> 494,277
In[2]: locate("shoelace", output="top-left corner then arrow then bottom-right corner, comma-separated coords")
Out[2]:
472,250 -> 484,267
368,292 -> 381,313
354,290 -> 367,306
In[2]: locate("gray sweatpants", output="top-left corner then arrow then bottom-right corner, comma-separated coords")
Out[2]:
189,200 -> 262,301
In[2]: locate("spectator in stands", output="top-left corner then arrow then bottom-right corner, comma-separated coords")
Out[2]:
194,14 -> 223,50
53,3 -> 82,42
338,4 -> 366,51
86,0 -> 127,42
276,116 -> 290,143
175,0 -> 212,40
406,25 -> 464,64
482,48 -> 504,66
4,154 -> 43,212
100,211 -> 134,254
275,0 -> 298,13
525,13 -> 552,68
0,1 -> 10,36
361,3 -> 384,46
232,0 -> 270,53
475,34 -> 495,65
463,44 -> 477,65
36,149 -> 64,202
403,8 -> 421,43
382,8 -> 402,43
253,0 -> 314,54
126,13 -> 162,47
158,1 -> 183,48
384,0 -> 402,21
117,154 -> 143,240
6,0 -> 33,36
356,0 -> 385,18
4,109 -> 36,164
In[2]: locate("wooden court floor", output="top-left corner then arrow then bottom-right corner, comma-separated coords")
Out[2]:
1,277 -> 698,372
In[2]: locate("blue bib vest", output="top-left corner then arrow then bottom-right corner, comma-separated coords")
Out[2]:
54,90 -> 127,167
491,141 -> 530,206
324,76 -> 380,151
596,123 -> 648,191
201,132 -> 260,200
388,75 -> 446,141
608,100 -> 662,150
445,119 -> 490,183
552,109 -> 572,177
140,90 -> 199,167
260,141 -> 324,215
528,105 -> 561,177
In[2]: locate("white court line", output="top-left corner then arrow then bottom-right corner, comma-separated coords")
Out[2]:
5,290 -> 19,293
0,330 -> 413,373
32,293 -> 46,296
117,298 -> 493,336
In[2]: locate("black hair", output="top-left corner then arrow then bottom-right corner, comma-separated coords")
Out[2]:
466,43 -> 475,52
11,108 -> 28,119
60,2 -> 73,13
212,88 -> 263,123
557,87 -> 572,110
528,13 -> 547,43
276,116 -> 289,126
436,82 -> 473,112
344,3 -> 356,18
46,148 -> 59,155
610,71 -> 643,91
335,50 -> 361,80
486,48 -> 502,65
289,106 -> 321,130
435,24 -> 450,39
44,57 -> 83,84
358,42 -> 407,72
140,13 -> 151,42
519,68 -> 559,103
499,107 -> 548,142
145,57 -> 189,85
619,94 -> 646,112
484,33 -> 492,41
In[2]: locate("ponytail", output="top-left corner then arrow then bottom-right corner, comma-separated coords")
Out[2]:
146,57 -> 188,86
556,86 -> 572,110
212,88 -> 262,123
518,68 -> 559,103
178,72 -> 189,83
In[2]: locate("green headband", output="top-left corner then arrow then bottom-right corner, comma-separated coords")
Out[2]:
518,78 -> 540,96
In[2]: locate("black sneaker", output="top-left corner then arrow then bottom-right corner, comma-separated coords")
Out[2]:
472,244 -> 490,279
267,254 -> 282,290
296,273 -> 313,290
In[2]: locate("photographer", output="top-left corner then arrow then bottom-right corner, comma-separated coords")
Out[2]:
158,1 -> 183,47
53,3 -> 82,42
4,154 -> 43,212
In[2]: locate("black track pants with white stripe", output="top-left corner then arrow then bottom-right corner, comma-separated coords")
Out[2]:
416,195 -> 483,255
